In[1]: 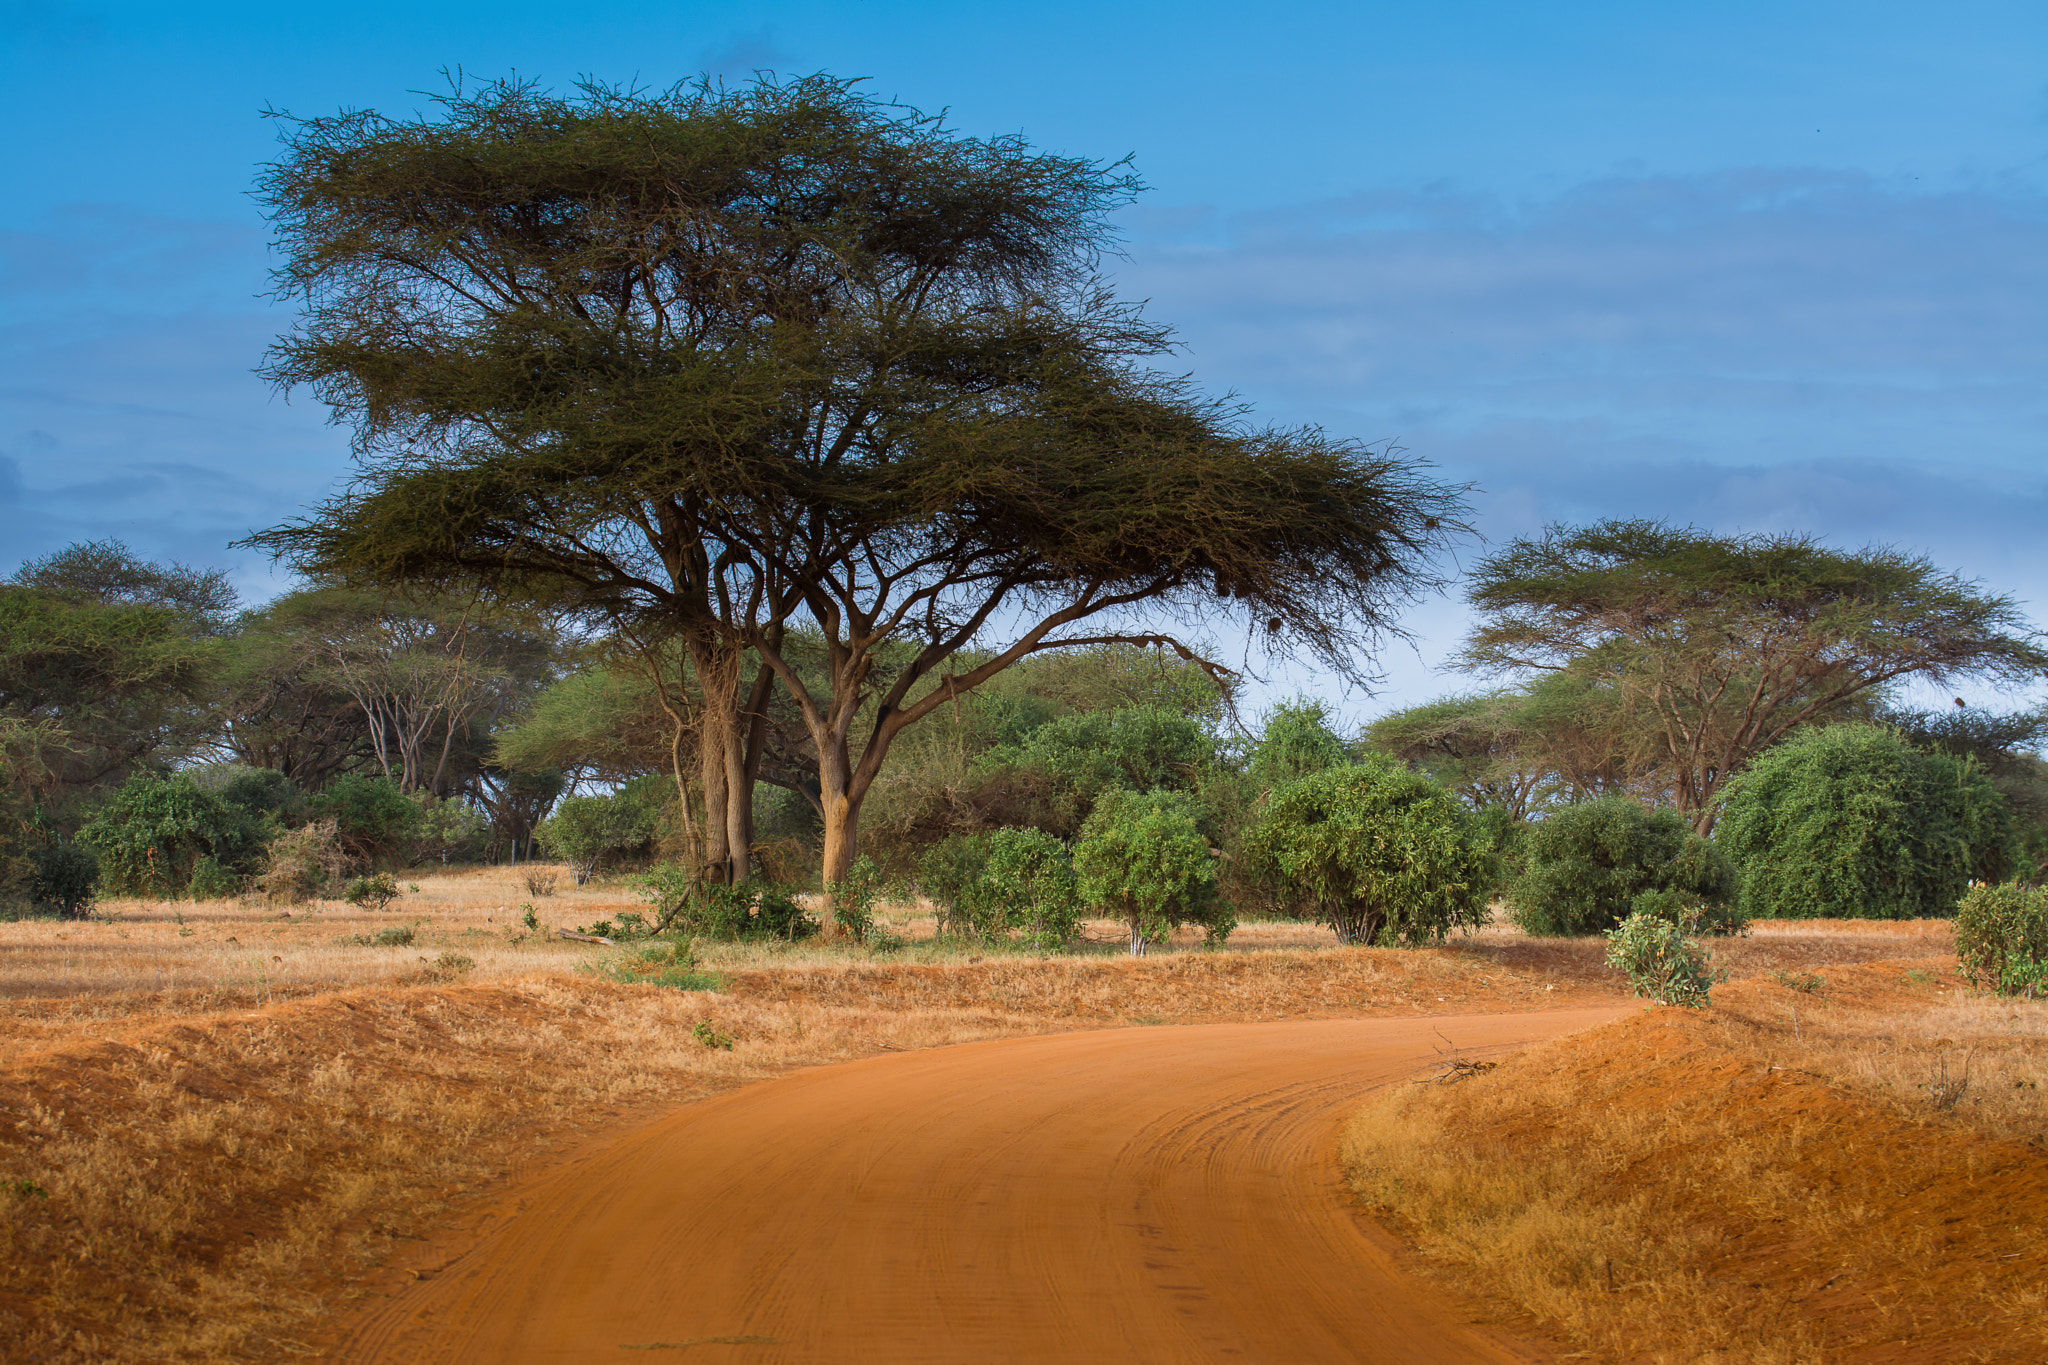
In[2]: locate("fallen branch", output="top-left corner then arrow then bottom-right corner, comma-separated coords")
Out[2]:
554,929 -> 616,946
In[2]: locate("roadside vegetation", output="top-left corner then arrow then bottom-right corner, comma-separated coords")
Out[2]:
2,60 -> 2047,1365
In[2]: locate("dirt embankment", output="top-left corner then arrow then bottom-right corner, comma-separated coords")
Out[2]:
1345,960 -> 2048,1365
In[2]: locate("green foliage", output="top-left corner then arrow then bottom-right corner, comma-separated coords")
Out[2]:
1245,698 -> 1354,790
1716,725 -> 2015,921
1460,519 -> 2048,827
577,910 -> 654,941
1507,796 -> 1734,937
638,865 -> 818,942
692,1020 -> 735,1050
1240,758 -> 1493,946
311,772 -> 418,864
1626,885 -> 1744,938
1953,882 -> 2048,995
974,828 -> 1083,947
914,834 -> 994,936
540,782 -> 662,884
1074,790 -> 1229,955
343,872 -> 401,910
75,772 -> 268,899
1604,910 -> 1714,1007
25,843 -> 98,919
828,855 -> 883,944
1,542 -> 231,806
996,706 -> 1215,818
584,940 -> 724,991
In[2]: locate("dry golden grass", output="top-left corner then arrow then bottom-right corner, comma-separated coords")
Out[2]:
1343,961 -> 2048,1365
0,873 -> 2003,1364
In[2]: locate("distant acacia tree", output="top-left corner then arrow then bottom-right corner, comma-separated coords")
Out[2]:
1459,520 -> 2048,833
247,72 -> 1467,904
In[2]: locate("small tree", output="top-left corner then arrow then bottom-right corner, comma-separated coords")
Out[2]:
1716,725 -> 2014,921
1074,790 -> 1228,955
1240,758 -> 1493,945
539,789 -> 660,885
1507,795 -> 1734,937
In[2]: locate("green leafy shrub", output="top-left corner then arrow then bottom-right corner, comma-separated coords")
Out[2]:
310,773 -> 419,865
829,855 -> 883,944
1953,882 -> 2048,995
1716,725 -> 2015,920
913,834 -> 994,936
76,772 -> 269,899
1240,758 -> 1493,946
540,783 -> 662,884
975,828 -> 1083,947
1605,910 -> 1713,1007
577,910 -> 654,941
1507,796 -> 1733,937
1625,885 -> 1746,938
343,872 -> 401,910
637,866 -> 817,941
26,844 -> 97,919
1074,790 -> 1229,955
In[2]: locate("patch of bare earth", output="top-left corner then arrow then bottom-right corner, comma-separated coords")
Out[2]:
1344,955 -> 2048,1365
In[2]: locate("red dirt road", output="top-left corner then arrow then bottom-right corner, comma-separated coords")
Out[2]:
335,1009 -> 1623,1364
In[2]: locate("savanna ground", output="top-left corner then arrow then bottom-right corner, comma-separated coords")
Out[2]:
0,867 -> 2041,1363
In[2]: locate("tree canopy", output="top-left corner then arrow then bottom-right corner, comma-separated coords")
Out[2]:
1459,519 -> 2048,831
245,72 -> 1466,898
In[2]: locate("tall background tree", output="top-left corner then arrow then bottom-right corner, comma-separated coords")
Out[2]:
1456,519 -> 2048,832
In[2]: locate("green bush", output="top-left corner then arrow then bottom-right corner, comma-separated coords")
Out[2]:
343,872 -> 402,910
1240,758 -> 1493,946
828,855 -> 882,944
1716,725 -> 2015,921
76,772 -> 269,899
1074,790 -> 1229,955
638,865 -> 818,941
310,773 -> 419,865
1507,796 -> 1733,937
913,834 -> 994,936
1605,910 -> 1714,1007
1624,885 -> 1746,937
975,828 -> 1083,947
539,782 -> 662,884
1953,881 -> 2048,995
26,844 -> 98,919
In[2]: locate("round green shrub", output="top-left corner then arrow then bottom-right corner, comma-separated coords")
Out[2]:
1953,881 -> 2048,995
1715,725 -> 2015,921
1604,910 -> 1713,1008
1240,757 -> 1494,946
1506,796 -> 1733,937
1074,790 -> 1228,955
26,844 -> 98,919
976,827 -> 1082,947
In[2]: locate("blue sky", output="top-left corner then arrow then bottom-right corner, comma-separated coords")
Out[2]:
3,0 -> 2044,715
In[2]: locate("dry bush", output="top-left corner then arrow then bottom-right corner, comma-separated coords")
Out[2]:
521,867 -> 558,898
250,819 -> 352,906
1343,961 -> 2048,1365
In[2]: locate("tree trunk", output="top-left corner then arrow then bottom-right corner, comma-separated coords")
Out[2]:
1128,916 -> 1147,957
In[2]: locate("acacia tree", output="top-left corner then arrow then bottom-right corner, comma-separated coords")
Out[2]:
245,73 -> 1157,884
1460,520 -> 2048,833
247,73 -> 1466,898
